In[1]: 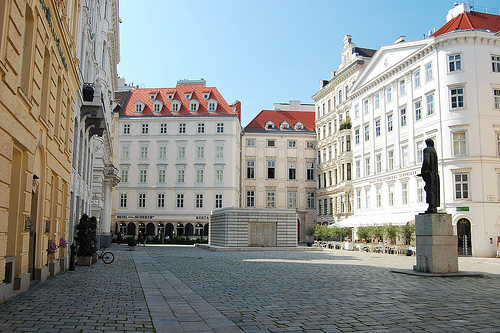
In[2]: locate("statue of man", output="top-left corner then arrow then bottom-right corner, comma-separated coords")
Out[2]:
418,138 -> 440,213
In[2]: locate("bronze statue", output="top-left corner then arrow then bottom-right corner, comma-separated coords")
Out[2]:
418,138 -> 440,213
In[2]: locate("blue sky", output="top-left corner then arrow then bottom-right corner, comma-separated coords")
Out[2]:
117,0 -> 500,126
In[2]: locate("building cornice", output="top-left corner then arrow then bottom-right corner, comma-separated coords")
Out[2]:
312,60 -> 364,102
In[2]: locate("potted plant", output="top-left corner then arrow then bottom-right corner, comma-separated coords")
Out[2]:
58,238 -> 68,271
47,240 -> 59,276
126,237 -> 137,250
399,222 -> 416,256
74,214 -> 97,266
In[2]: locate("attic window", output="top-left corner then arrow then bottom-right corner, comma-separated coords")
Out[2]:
189,101 -> 200,113
135,101 -> 144,114
294,122 -> 304,131
208,101 -> 218,112
203,93 -> 210,100
171,101 -> 181,113
168,94 -> 174,100
265,121 -> 276,130
280,122 -> 290,130
153,102 -> 162,113
149,93 -> 156,101
185,93 -> 191,100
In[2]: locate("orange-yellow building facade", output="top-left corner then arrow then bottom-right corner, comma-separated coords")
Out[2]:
0,0 -> 80,302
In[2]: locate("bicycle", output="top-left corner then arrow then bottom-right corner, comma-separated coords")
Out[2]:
96,247 -> 114,264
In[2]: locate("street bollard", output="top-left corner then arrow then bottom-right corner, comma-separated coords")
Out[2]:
69,243 -> 76,270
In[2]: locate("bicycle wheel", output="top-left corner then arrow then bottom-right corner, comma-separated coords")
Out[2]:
101,252 -> 114,264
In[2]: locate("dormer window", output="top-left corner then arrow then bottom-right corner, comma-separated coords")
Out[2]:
185,93 -> 191,100
208,99 -> 218,113
280,121 -> 290,130
153,101 -> 163,113
265,121 -> 276,130
203,93 -> 210,100
171,101 -> 181,113
189,100 -> 200,113
294,122 -> 305,131
149,92 -> 157,101
167,94 -> 174,100
134,101 -> 145,114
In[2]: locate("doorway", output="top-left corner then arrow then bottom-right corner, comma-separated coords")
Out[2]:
457,218 -> 472,256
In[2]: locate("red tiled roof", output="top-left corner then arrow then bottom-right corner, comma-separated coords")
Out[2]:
245,110 -> 315,132
119,82 -> 238,117
432,11 -> 500,37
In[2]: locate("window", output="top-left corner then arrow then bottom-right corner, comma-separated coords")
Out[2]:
386,86 -> 392,102
453,131 -> 467,156
413,69 -> 421,88
246,190 -> 255,207
215,145 -> 224,159
267,139 -> 276,147
376,187 -> 382,208
139,169 -> 147,183
176,194 -> 184,208
376,154 -> 382,174
363,99 -> 369,114
415,100 -> 422,121
280,122 -> 290,130
288,191 -> 297,209
425,63 -> 433,81
120,193 -> 127,208
375,120 -> 381,137
416,141 -> 423,164
388,185 -> 394,206
399,80 -> 406,95
417,179 -> 424,203
426,94 -> 434,115
356,189 -> 361,209
196,169 -> 204,183
374,92 -> 380,109
494,89 -> 500,109
121,169 -> 128,183
355,104 -> 359,118
347,163 -> 351,180
450,87 -> 464,109
267,191 -> 276,208
339,90 -> 343,104
217,123 -> 224,133
123,124 -> 130,135
159,146 -> 167,159
135,103 -> 143,113
365,157 -> 370,176
448,54 -> 461,72
355,128 -> 360,144
288,161 -> 297,180
323,198 -> 328,215
306,162 -> 314,181
153,103 -> 161,113
246,160 -> 255,179
160,123 -> 168,134
402,182 -> 408,204
265,122 -> 275,130
364,124 -> 370,141
388,150 -> 394,171
455,173 -> 470,200
492,55 -> 500,72
197,123 -> 205,134
215,194 -> 223,208
190,102 -> 198,112
121,146 -> 130,159
346,135 -> 351,151
138,193 -> 146,208
400,108 -> 407,127
178,123 -> 186,134
171,103 -> 180,113
288,140 -> 296,148
365,188 -> 370,209
355,160 -> 360,178
197,145 -> 205,159
247,139 -> 256,147
141,123 -> 149,134
157,193 -> 165,208
497,132 -> 500,155
306,141 -> 315,149
208,102 -> 217,112
140,146 -> 148,159
158,169 -> 166,183
177,146 -> 186,159
307,192 -> 315,209
177,168 -> 185,183
215,169 -> 224,183
196,194 -> 204,208
267,160 -> 276,179
387,114 -> 393,132
401,146 -> 408,167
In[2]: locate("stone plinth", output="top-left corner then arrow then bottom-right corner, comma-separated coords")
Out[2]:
413,213 -> 458,273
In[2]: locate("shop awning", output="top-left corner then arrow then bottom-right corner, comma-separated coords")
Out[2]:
334,212 -> 418,228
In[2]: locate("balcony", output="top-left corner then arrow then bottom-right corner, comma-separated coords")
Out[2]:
81,83 -> 106,136
105,164 -> 120,188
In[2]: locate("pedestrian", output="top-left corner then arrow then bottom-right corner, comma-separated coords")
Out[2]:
496,236 -> 500,258
117,232 -> 123,245
137,231 -> 143,246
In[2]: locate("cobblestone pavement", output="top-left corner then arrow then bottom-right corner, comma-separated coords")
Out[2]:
1,244 -> 500,332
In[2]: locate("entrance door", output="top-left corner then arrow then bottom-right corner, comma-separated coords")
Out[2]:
457,218 -> 472,256
29,190 -> 38,280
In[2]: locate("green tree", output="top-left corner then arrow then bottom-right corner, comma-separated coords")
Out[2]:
384,224 -> 399,244
357,226 -> 373,242
372,226 -> 385,241
74,214 -> 97,256
399,222 -> 416,245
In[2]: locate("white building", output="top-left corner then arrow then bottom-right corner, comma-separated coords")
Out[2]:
312,35 -> 375,225
346,3 -> 500,257
70,0 -> 120,247
112,80 -> 241,239
242,101 -> 316,243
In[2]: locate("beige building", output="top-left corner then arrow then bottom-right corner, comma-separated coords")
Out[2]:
312,35 -> 375,225
0,0 -> 80,301
242,101 -> 316,243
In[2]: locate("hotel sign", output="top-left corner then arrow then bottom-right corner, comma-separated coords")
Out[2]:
116,215 -> 154,219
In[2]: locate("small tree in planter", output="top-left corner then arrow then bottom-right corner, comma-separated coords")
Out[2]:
74,214 -> 97,265
356,226 -> 373,243
399,222 -> 416,246
384,224 -> 399,245
305,226 -> 315,246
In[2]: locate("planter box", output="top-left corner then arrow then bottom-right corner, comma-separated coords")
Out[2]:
49,261 -> 60,277
77,256 -> 92,266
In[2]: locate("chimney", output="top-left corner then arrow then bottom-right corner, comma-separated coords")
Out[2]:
394,36 -> 405,44
446,3 -> 471,22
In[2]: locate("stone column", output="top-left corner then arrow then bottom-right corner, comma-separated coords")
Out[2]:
413,213 -> 458,273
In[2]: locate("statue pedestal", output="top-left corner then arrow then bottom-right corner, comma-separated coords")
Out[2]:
413,213 -> 458,273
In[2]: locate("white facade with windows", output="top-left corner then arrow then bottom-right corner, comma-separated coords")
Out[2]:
112,80 -> 241,239
312,35 -> 375,225
346,4 -> 500,256
242,101 -> 316,243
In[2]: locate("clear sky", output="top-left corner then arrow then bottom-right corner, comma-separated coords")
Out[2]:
117,0 -> 500,127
